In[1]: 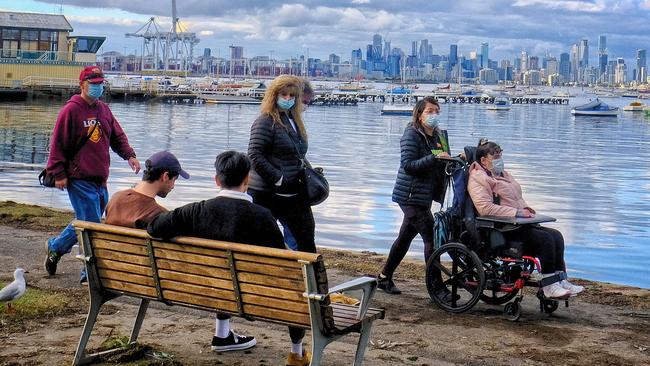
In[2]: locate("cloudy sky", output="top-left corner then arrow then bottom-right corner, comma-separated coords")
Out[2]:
1,0 -> 649,64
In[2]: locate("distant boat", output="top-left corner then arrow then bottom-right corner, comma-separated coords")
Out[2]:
386,86 -> 412,95
487,97 -> 511,111
623,101 -> 645,112
381,104 -> 414,115
571,98 -> 618,116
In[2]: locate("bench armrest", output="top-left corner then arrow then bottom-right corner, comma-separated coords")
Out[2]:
328,276 -> 377,320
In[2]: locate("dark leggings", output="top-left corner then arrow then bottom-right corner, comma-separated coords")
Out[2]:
504,226 -> 565,274
248,189 -> 313,342
382,204 -> 436,278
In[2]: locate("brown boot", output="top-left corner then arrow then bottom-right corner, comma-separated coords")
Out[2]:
286,350 -> 312,366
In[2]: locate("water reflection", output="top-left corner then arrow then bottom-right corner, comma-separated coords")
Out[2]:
0,98 -> 649,288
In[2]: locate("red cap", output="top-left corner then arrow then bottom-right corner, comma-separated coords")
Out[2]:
79,66 -> 104,83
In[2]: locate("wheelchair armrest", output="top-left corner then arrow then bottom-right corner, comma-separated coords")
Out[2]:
328,276 -> 378,320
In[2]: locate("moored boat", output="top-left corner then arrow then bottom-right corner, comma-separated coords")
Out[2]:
623,101 -> 646,112
380,104 -> 414,115
487,97 -> 511,111
571,98 -> 618,116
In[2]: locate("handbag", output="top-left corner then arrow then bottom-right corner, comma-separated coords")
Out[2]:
39,123 -> 98,188
287,130 -> 329,206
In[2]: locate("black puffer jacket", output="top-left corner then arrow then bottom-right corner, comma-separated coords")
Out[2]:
392,123 -> 450,207
248,112 -> 308,193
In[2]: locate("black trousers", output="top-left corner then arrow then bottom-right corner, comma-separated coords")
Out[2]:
249,189 -> 314,342
248,189 -> 316,254
382,204 -> 436,278
504,226 -> 565,274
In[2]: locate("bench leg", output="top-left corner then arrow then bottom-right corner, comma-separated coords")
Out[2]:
72,292 -> 104,365
309,331 -> 329,366
129,299 -> 149,344
353,322 -> 374,366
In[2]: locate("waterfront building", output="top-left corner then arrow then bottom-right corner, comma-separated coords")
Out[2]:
523,70 -> 542,85
546,58 -> 558,76
449,44 -> 458,70
615,58 -> 627,84
479,68 -> 497,84
637,49 -> 646,83
0,11 -> 103,87
559,52 -> 570,82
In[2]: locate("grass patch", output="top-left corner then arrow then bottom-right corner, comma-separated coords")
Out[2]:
0,283 -> 72,322
0,201 -> 73,231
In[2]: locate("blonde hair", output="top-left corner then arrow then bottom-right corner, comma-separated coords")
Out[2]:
260,75 -> 307,139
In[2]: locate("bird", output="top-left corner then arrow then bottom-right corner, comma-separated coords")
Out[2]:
0,268 -> 28,315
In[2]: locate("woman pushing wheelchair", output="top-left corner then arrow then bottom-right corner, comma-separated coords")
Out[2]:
467,139 -> 584,299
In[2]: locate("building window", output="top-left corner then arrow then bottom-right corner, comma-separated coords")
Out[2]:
1,28 -> 20,58
38,30 -> 58,52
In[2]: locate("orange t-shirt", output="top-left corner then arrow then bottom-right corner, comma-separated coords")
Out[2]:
105,189 -> 167,229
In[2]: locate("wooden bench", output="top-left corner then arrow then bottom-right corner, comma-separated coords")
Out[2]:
71,220 -> 384,366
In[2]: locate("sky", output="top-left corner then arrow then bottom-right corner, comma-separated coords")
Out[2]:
1,0 -> 649,64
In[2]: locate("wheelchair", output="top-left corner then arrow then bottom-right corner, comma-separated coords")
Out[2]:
425,149 -> 570,321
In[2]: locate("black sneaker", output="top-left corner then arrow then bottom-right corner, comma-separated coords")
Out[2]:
377,275 -> 401,295
211,331 -> 257,352
45,245 -> 62,276
434,287 -> 461,303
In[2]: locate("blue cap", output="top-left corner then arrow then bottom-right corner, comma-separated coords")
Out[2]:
146,151 -> 189,179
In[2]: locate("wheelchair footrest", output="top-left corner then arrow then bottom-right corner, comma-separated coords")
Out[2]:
538,272 -> 566,287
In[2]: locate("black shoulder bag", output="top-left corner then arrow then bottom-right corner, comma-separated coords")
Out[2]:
286,126 -> 329,206
39,123 -> 98,187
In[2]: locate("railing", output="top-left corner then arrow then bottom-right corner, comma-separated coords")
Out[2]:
0,49 -> 78,62
22,76 -> 78,88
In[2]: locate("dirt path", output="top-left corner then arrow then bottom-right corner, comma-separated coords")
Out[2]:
1,203 -> 649,365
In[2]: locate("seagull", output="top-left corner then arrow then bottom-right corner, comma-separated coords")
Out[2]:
0,268 -> 28,315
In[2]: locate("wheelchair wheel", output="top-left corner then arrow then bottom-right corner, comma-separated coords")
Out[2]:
480,260 -> 519,305
480,286 -> 519,305
503,299 -> 522,321
541,299 -> 559,314
426,242 -> 485,313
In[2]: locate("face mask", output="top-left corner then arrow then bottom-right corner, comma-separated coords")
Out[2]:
491,158 -> 504,175
88,83 -> 104,99
423,114 -> 439,129
277,97 -> 295,110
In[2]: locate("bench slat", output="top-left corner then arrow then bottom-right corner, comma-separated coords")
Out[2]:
162,290 -> 238,313
239,283 -> 304,302
90,231 -> 145,245
235,261 -> 304,280
93,239 -> 148,256
96,258 -> 152,276
102,278 -> 157,298
153,241 -> 228,258
154,248 -> 229,268
160,280 -> 236,301
156,259 -> 232,280
98,268 -> 155,287
94,248 -> 150,266
158,269 -> 233,290
243,304 -> 311,327
233,253 -> 302,269
237,272 -> 305,291
240,294 -> 309,314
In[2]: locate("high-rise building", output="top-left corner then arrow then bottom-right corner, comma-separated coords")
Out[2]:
528,56 -> 539,70
373,34 -> 382,62
480,42 -> 489,69
411,41 -> 418,57
230,45 -> 243,60
570,43 -> 579,81
366,44 -> 373,62
598,35 -> 608,80
449,44 -> 458,68
615,58 -> 627,84
559,53 -> 570,81
521,51 -> 528,72
579,39 -> 589,68
383,40 -> 391,60
203,48 -> 211,58
637,49 -> 647,83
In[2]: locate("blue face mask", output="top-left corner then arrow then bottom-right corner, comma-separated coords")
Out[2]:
88,83 -> 104,99
277,97 -> 295,110
491,158 -> 504,175
424,114 -> 439,129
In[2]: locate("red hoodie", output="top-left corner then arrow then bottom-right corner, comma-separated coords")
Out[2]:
46,95 -> 136,184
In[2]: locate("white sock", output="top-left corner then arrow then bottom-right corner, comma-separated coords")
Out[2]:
215,318 -> 230,338
291,341 -> 303,355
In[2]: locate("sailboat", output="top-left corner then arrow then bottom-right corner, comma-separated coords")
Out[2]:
571,98 -> 618,116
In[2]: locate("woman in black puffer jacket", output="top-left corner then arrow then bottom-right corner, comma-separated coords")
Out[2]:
378,96 -> 460,302
247,75 -> 316,254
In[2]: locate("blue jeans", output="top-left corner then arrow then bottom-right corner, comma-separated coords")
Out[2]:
48,179 -> 109,255
281,220 -> 298,251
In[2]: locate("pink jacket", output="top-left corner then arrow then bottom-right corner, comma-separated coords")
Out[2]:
467,162 -> 529,217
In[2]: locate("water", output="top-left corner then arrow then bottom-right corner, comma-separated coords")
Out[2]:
1,96 -> 649,288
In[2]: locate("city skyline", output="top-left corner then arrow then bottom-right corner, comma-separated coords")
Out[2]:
1,0 -> 649,65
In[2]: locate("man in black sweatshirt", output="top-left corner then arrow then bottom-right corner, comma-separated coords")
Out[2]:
148,151 -> 311,365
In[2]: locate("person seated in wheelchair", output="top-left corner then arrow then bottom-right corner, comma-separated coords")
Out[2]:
467,139 -> 584,299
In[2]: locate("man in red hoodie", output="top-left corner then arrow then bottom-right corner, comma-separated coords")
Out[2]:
44,66 -> 141,279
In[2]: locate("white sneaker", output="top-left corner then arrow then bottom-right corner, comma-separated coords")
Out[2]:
559,280 -> 584,295
542,282 -> 571,299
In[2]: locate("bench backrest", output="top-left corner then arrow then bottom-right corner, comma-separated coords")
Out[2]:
73,220 -> 333,331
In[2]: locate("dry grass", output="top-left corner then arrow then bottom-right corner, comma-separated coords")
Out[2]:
0,200 -> 73,231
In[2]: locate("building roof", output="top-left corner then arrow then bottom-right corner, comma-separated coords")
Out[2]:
0,11 -> 73,32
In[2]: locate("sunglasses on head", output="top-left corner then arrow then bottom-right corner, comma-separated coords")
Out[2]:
85,73 -> 103,80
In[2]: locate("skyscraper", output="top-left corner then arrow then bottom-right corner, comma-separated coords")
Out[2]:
559,53 -> 570,81
598,35 -> 608,80
579,39 -> 589,68
419,39 -> 429,65
411,41 -> 418,57
373,34 -> 382,62
637,49 -> 647,83
480,42 -> 489,69
449,44 -> 458,68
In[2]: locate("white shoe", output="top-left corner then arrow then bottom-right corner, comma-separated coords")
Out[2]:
542,282 -> 571,299
559,280 -> 584,295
